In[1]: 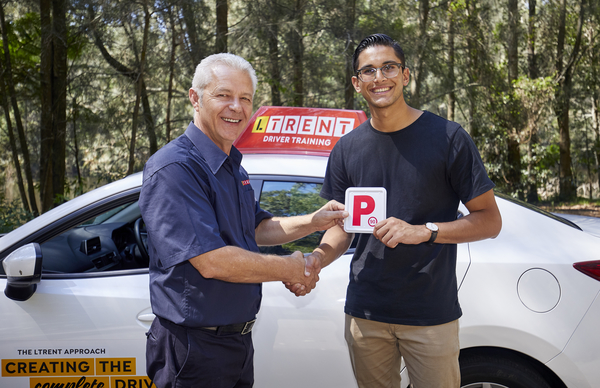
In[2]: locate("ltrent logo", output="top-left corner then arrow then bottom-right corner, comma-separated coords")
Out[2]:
252,115 -> 355,137
234,106 -> 368,155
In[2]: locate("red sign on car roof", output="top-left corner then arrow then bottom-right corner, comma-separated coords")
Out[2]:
234,106 -> 368,156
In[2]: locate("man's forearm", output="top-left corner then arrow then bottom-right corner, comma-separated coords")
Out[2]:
255,214 -> 316,246
434,207 -> 502,244
255,200 -> 348,247
312,225 -> 354,268
434,189 -> 502,244
189,246 -> 315,286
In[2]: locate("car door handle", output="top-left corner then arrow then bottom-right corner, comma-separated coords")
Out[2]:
137,307 -> 156,329
137,312 -> 156,322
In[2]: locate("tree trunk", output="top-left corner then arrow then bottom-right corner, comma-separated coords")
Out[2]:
266,0 -> 281,106
465,0 -> 479,139
527,0 -> 538,80
72,98 -> 83,194
593,89 -> 600,194
410,0 -> 429,108
181,0 -> 203,69
127,1 -> 151,176
127,92 -> 142,175
0,61 -> 29,212
344,0 -> 356,110
289,0 -> 305,107
51,0 -> 67,206
267,25 -> 281,105
554,0 -> 585,201
446,1 -> 455,121
166,5 -> 178,143
141,81 -> 157,155
506,0 -> 523,199
526,0 -> 540,203
216,0 -> 228,53
588,19 -> 600,197
1,1 -> 39,216
40,0 -> 53,211
39,0 -> 67,211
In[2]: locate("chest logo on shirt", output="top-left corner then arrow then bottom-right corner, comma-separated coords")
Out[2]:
241,179 -> 251,186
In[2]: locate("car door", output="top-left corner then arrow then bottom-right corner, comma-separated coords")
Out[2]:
0,191 -> 154,388
249,176 -> 361,388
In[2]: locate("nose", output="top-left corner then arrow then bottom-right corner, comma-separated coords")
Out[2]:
229,97 -> 242,112
373,68 -> 386,82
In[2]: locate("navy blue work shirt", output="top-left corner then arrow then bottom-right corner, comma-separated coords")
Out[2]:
139,122 -> 273,327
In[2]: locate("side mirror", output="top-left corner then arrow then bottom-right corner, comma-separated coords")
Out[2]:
2,243 -> 42,301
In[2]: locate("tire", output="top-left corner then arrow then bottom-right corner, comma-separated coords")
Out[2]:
460,352 -> 554,388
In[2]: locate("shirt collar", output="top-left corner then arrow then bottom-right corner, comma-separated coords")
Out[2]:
184,121 -> 243,175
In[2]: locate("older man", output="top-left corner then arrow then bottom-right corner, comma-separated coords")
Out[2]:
139,53 -> 347,388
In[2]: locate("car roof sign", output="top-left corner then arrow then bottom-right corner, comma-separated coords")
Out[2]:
234,106 -> 368,156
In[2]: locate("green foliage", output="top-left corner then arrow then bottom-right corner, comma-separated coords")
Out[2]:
0,10 -> 41,102
259,182 -> 328,254
1,0 -> 599,210
0,194 -> 34,234
538,144 -> 560,174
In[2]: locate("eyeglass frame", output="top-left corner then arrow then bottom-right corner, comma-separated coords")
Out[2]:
355,62 -> 406,82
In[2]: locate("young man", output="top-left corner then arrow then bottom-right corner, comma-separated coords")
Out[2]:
309,34 -> 502,387
139,53 -> 348,388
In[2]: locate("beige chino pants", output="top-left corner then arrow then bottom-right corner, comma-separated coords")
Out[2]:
345,315 -> 460,388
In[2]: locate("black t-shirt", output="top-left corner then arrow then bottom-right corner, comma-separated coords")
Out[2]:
321,111 -> 495,326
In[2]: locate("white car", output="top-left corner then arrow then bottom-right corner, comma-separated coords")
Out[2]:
2,107 -> 600,388
554,212 -> 600,238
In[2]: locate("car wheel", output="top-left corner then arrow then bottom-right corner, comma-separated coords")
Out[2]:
460,353 -> 554,388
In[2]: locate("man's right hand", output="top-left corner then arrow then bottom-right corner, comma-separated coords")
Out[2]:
284,251 -> 322,297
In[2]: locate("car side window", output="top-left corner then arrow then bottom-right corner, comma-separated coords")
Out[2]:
258,181 -> 328,254
40,200 -> 147,274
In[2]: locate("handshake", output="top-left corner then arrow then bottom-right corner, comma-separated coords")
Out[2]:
278,198 -> 348,297
283,251 -> 323,297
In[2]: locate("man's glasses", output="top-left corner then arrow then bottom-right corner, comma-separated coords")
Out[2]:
356,63 -> 405,82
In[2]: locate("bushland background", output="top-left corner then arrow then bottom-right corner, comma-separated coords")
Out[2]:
1,0 -> 600,232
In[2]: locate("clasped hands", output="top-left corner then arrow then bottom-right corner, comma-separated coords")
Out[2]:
283,199 -> 346,297
284,251 -> 322,297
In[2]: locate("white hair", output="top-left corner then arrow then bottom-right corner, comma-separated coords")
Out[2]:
191,53 -> 257,102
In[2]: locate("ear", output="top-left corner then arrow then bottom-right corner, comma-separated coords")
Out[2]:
402,68 -> 410,86
351,76 -> 361,93
189,89 -> 201,111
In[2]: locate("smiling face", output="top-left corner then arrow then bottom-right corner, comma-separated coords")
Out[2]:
189,64 -> 254,154
351,45 -> 410,111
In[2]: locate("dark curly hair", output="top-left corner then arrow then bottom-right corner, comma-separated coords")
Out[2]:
352,34 -> 405,74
